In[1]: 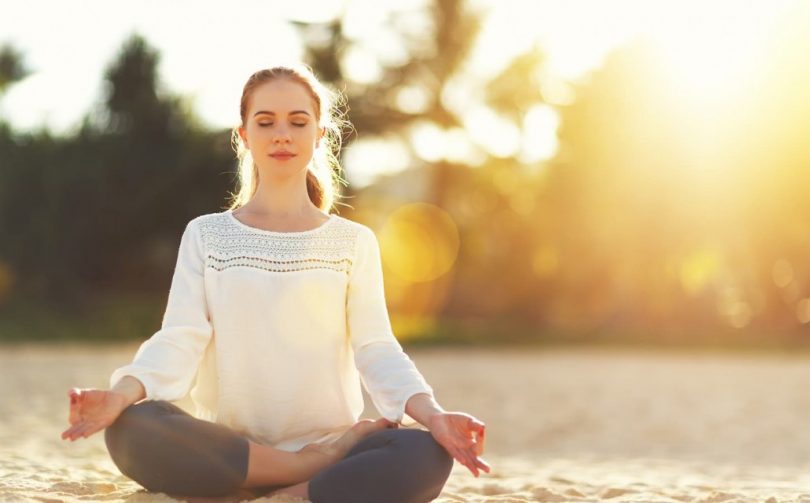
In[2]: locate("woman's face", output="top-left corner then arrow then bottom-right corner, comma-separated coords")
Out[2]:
239,78 -> 324,180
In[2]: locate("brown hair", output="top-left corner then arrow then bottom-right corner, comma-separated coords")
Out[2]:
227,64 -> 349,212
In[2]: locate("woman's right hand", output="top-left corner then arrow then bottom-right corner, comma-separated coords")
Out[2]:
61,388 -> 128,441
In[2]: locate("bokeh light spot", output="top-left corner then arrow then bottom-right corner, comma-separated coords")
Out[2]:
379,203 -> 460,283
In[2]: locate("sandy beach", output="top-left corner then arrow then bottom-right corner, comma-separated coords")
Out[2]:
3,343 -> 810,502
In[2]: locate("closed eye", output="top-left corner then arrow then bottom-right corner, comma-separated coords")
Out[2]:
258,123 -> 307,128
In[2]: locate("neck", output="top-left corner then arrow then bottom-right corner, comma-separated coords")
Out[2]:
247,170 -> 318,217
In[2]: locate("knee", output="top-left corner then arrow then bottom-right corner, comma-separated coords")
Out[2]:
396,429 -> 454,484
104,400 -> 247,497
105,400 -> 168,450
309,429 -> 454,503
104,401 -> 175,487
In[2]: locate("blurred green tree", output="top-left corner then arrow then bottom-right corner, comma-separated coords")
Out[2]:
0,43 -> 29,96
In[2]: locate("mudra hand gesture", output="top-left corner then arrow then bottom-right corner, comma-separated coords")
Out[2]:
61,388 -> 127,441
427,411 -> 490,477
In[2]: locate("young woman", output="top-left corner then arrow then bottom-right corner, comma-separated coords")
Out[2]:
61,64 -> 489,503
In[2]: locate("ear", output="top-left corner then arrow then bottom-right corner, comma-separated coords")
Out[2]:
238,126 -> 249,148
316,127 -> 326,146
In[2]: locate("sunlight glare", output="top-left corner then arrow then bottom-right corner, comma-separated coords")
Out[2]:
462,106 -> 521,158
343,137 -> 411,188
519,104 -> 559,163
647,0 -> 789,104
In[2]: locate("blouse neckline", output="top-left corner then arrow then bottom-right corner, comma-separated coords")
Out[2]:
226,209 -> 336,236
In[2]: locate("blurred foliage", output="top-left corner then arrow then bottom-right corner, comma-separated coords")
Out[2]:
0,43 -> 30,95
0,34 -> 235,314
2,1 -> 810,346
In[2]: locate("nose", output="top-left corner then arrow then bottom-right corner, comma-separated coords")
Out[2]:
273,125 -> 292,144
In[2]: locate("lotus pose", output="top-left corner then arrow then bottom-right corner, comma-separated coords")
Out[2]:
62,64 -> 489,503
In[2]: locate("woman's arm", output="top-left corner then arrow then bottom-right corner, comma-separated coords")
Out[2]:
404,392 -> 444,424
346,225 -> 491,476
110,374 -> 146,407
346,226 -> 434,424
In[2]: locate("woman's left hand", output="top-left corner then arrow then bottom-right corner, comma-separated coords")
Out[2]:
427,412 -> 490,477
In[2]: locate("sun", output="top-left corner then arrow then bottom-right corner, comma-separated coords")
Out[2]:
640,0 -> 792,104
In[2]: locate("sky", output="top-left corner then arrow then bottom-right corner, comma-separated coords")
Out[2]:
0,0 -> 797,186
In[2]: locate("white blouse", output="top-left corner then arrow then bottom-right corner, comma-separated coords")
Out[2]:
109,210 -> 434,451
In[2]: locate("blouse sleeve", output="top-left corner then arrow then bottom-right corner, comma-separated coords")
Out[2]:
109,218 -> 213,402
346,225 -> 434,425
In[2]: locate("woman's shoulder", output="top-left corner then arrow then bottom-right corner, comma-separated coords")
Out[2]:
330,213 -> 372,233
188,210 -> 230,228
329,215 -> 379,247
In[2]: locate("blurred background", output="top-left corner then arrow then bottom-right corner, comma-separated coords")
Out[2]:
2,0 -> 810,350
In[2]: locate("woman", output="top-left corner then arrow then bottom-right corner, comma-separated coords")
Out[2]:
61,64 -> 489,502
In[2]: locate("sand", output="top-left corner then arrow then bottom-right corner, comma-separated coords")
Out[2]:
3,343 -> 810,502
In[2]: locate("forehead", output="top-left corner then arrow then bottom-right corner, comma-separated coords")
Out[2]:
248,78 -> 316,115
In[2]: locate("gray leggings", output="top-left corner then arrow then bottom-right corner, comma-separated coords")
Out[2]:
104,400 -> 453,502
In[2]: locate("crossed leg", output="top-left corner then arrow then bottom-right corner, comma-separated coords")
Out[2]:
105,401 -> 453,502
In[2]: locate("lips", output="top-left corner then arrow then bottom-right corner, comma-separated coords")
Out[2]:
270,153 -> 296,160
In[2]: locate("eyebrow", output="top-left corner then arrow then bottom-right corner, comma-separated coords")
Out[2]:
253,110 -> 311,117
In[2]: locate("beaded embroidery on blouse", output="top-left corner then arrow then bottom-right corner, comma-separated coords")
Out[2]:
196,212 -> 356,275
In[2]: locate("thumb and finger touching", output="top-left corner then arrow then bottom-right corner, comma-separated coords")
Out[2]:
436,414 -> 490,477
63,388 -> 114,441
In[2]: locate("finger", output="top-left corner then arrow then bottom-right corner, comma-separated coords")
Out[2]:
473,428 -> 486,455
473,454 -> 492,473
62,422 -> 85,441
450,447 -> 477,477
67,422 -> 91,441
449,435 -> 476,458
454,446 -> 479,477
70,422 -> 94,440
460,444 -> 489,476
68,389 -> 84,421
76,421 -> 99,439
466,453 -> 481,477
69,388 -> 82,403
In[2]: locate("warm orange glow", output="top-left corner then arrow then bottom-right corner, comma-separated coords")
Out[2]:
679,250 -> 720,296
532,246 -> 559,278
379,203 -> 460,284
